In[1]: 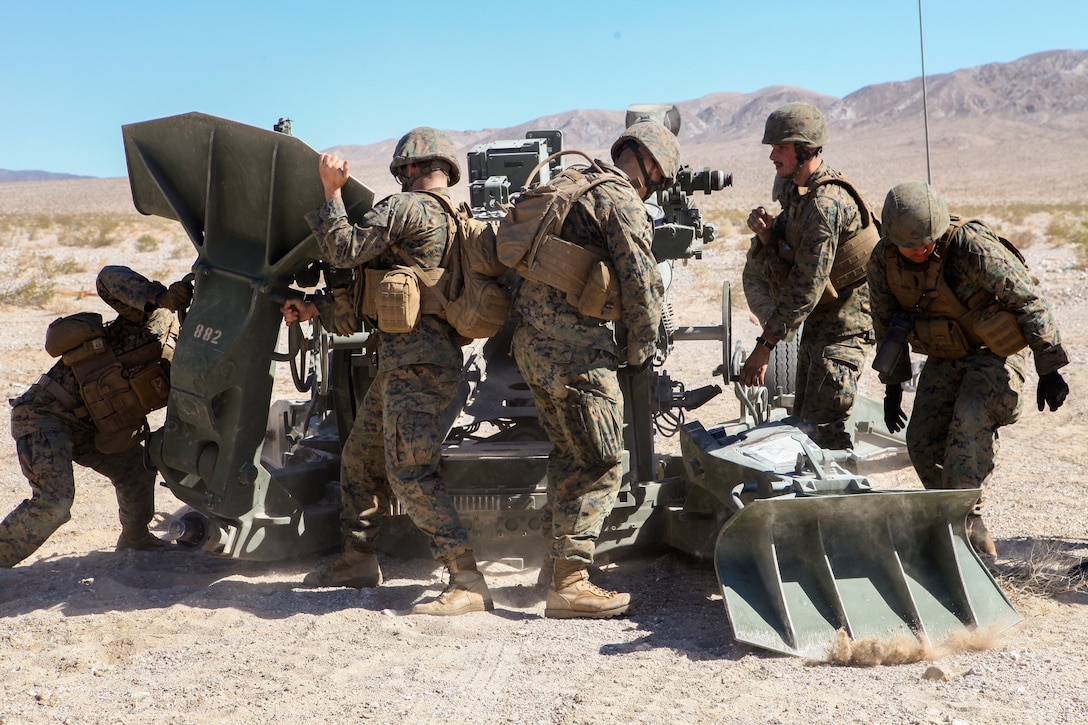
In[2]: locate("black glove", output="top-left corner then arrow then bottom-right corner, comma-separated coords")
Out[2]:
1037,370 -> 1069,412
883,384 -> 907,433
158,279 -> 193,311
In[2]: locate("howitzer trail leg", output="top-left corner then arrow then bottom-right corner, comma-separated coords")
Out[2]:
410,552 -> 493,616
545,559 -> 631,619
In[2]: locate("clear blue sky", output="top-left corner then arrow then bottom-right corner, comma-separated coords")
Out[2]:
2,0 -> 1084,178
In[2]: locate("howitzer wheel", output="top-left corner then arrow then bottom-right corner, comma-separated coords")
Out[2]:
764,334 -> 798,402
720,280 -> 733,383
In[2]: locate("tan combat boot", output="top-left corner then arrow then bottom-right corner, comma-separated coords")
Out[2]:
967,514 -> 997,556
304,540 -> 383,588
411,553 -> 493,616
535,552 -> 555,589
545,559 -> 631,619
115,528 -> 173,552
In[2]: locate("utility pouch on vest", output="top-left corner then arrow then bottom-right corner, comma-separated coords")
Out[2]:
974,303 -> 1029,357
525,236 -> 622,321
77,361 -> 149,454
375,266 -> 421,333
911,318 -> 973,359
361,266 -> 435,326
359,267 -> 383,320
445,274 -> 512,338
46,312 -> 106,359
129,360 -> 171,411
570,259 -> 622,321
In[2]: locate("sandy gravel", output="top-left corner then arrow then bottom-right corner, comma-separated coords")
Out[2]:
0,187 -> 1087,724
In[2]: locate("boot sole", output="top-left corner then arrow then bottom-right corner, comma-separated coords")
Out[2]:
544,603 -> 632,619
411,599 -> 495,616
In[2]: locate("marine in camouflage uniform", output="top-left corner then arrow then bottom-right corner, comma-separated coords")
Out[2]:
2,266 -> 190,567
741,103 -> 875,450
867,181 -> 1070,554
283,127 -> 491,616
509,121 -> 677,618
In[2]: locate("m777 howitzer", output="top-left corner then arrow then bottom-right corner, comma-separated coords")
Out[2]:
122,110 -> 1019,659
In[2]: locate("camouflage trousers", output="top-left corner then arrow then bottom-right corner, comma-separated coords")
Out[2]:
2,405 -> 156,567
906,350 -> 1026,512
511,322 -> 623,565
794,331 -> 872,449
338,362 -> 470,562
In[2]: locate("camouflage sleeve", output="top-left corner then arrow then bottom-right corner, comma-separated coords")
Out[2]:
742,237 -> 777,328
761,188 -> 851,339
304,195 -> 418,269
956,225 -> 1069,375
600,183 -> 663,366
96,265 -> 166,314
866,240 -> 913,384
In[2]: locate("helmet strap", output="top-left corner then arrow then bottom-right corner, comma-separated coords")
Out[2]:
628,142 -> 665,199
792,144 -> 821,170
395,162 -> 449,192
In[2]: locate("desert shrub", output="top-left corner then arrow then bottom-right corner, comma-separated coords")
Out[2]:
1044,215 -> 1088,268
40,254 -> 82,276
136,233 -> 159,252
0,253 -> 87,307
1066,220 -> 1088,269
170,239 -> 195,259
994,539 -> 1088,600
60,215 -> 122,248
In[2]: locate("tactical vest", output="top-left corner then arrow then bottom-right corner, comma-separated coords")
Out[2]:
43,311 -> 177,453
353,193 -> 456,332
353,191 -> 513,339
413,191 -> 512,339
495,151 -> 634,321
772,169 -> 880,303
883,217 -> 1029,359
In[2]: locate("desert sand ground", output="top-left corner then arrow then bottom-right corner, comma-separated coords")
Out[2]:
0,185 -> 1086,724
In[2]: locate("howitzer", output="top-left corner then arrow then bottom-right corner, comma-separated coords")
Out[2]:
125,109 -> 1019,659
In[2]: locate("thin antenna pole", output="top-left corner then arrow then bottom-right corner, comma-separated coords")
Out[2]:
918,0 -> 932,184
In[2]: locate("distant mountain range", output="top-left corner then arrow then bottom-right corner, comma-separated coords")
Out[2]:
0,169 -> 91,183
3,49 -> 1085,211
324,49 -> 1088,208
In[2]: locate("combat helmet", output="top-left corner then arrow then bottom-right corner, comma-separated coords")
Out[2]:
610,120 -> 682,187
389,126 -> 461,187
762,102 -> 829,148
882,181 -> 951,249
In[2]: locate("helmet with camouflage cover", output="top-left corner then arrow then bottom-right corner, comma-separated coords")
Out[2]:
762,102 -> 829,148
610,120 -> 681,186
389,126 -> 461,186
882,181 -> 951,249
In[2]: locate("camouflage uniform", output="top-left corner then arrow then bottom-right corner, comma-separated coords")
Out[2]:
510,161 -> 663,565
305,191 -> 470,562
743,162 -> 874,448
867,220 -> 1068,500
2,266 -> 176,567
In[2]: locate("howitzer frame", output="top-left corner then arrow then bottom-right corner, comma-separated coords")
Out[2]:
125,111 -> 1019,659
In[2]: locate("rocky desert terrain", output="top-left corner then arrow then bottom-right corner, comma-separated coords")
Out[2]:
1,50 -> 1087,725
